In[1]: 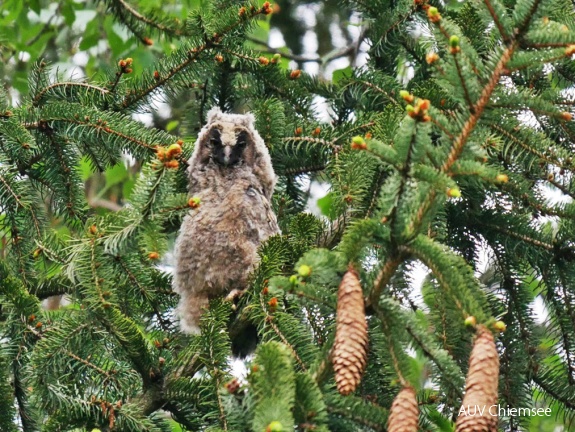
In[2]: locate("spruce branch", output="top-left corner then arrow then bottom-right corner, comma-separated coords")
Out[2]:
524,41 -> 575,48
220,47 -> 260,64
66,351 -> 119,384
13,364 -> 37,432
325,396 -> 387,432
163,402 -> 198,430
114,256 -> 171,332
405,43 -> 518,237
369,254 -> 404,307
451,53 -> 475,112
400,235 -> 488,321
482,224 -> 554,251
283,164 -> 326,176
88,241 -> 159,388
247,36 -> 323,62
483,0 -> 511,43
335,121 -> 376,142
141,167 -> 166,218
120,46 -> 206,109
441,42 -> 517,172
258,293 -> 307,371
47,133 -> 85,221
375,7 -> 416,49
533,375 -> 575,410
516,0 -> 543,34
364,168 -> 388,219
111,0 -> 189,38
119,5 -> 268,110
351,79 -> 402,108
38,117 -> 156,151
550,265 -> 575,385
32,82 -> 110,107
380,317 -> 408,387
489,123 -> 561,167
404,323 -> 464,397
247,29 -> 367,64
0,173 -> 42,237
428,114 -> 455,140
547,177 -> 575,201
496,184 -> 574,219
282,136 -> 340,152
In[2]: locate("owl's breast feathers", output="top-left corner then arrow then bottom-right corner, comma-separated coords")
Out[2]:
174,173 -> 279,297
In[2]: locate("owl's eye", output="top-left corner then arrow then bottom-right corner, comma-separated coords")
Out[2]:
236,131 -> 248,148
208,129 -> 222,148
246,186 -> 258,197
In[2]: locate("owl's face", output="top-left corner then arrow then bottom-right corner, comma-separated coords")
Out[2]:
202,125 -> 255,167
189,107 -> 276,198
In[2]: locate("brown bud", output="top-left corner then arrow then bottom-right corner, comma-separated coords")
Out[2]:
164,160 -> 179,169
166,143 -> 182,159
188,197 -> 201,208
426,52 -> 439,64
289,69 -> 302,80
268,297 -> 278,311
262,1 -> 272,14
225,378 -> 240,393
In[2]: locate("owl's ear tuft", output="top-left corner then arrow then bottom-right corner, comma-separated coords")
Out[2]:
242,112 -> 256,128
206,106 -> 223,123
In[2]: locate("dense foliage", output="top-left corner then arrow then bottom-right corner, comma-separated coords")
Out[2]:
1,0 -> 575,431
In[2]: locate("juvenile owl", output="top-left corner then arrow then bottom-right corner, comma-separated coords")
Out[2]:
173,107 -> 279,334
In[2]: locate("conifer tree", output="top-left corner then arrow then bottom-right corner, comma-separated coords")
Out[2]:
1,0 -> 575,431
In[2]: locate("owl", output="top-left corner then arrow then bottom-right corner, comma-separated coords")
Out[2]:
173,107 -> 280,334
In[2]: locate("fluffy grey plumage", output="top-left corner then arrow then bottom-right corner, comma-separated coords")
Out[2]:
173,107 -> 279,334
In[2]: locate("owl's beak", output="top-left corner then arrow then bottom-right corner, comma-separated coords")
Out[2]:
213,145 -> 235,166
223,146 -> 232,165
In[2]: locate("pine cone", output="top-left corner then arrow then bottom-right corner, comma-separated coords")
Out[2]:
332,268 -> 368,395
387,386 -> 419,432
456,325 -> 500,432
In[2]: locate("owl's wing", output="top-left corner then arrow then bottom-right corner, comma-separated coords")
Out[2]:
265,196 -> 280,234
246,184 -> 280,236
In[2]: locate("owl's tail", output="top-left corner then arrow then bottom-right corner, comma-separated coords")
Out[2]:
177,293 -> 209,335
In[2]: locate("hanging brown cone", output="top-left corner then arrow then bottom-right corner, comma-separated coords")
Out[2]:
455,325 -> 500,432
387,386 -> 419,432
332,268 -> 368,395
